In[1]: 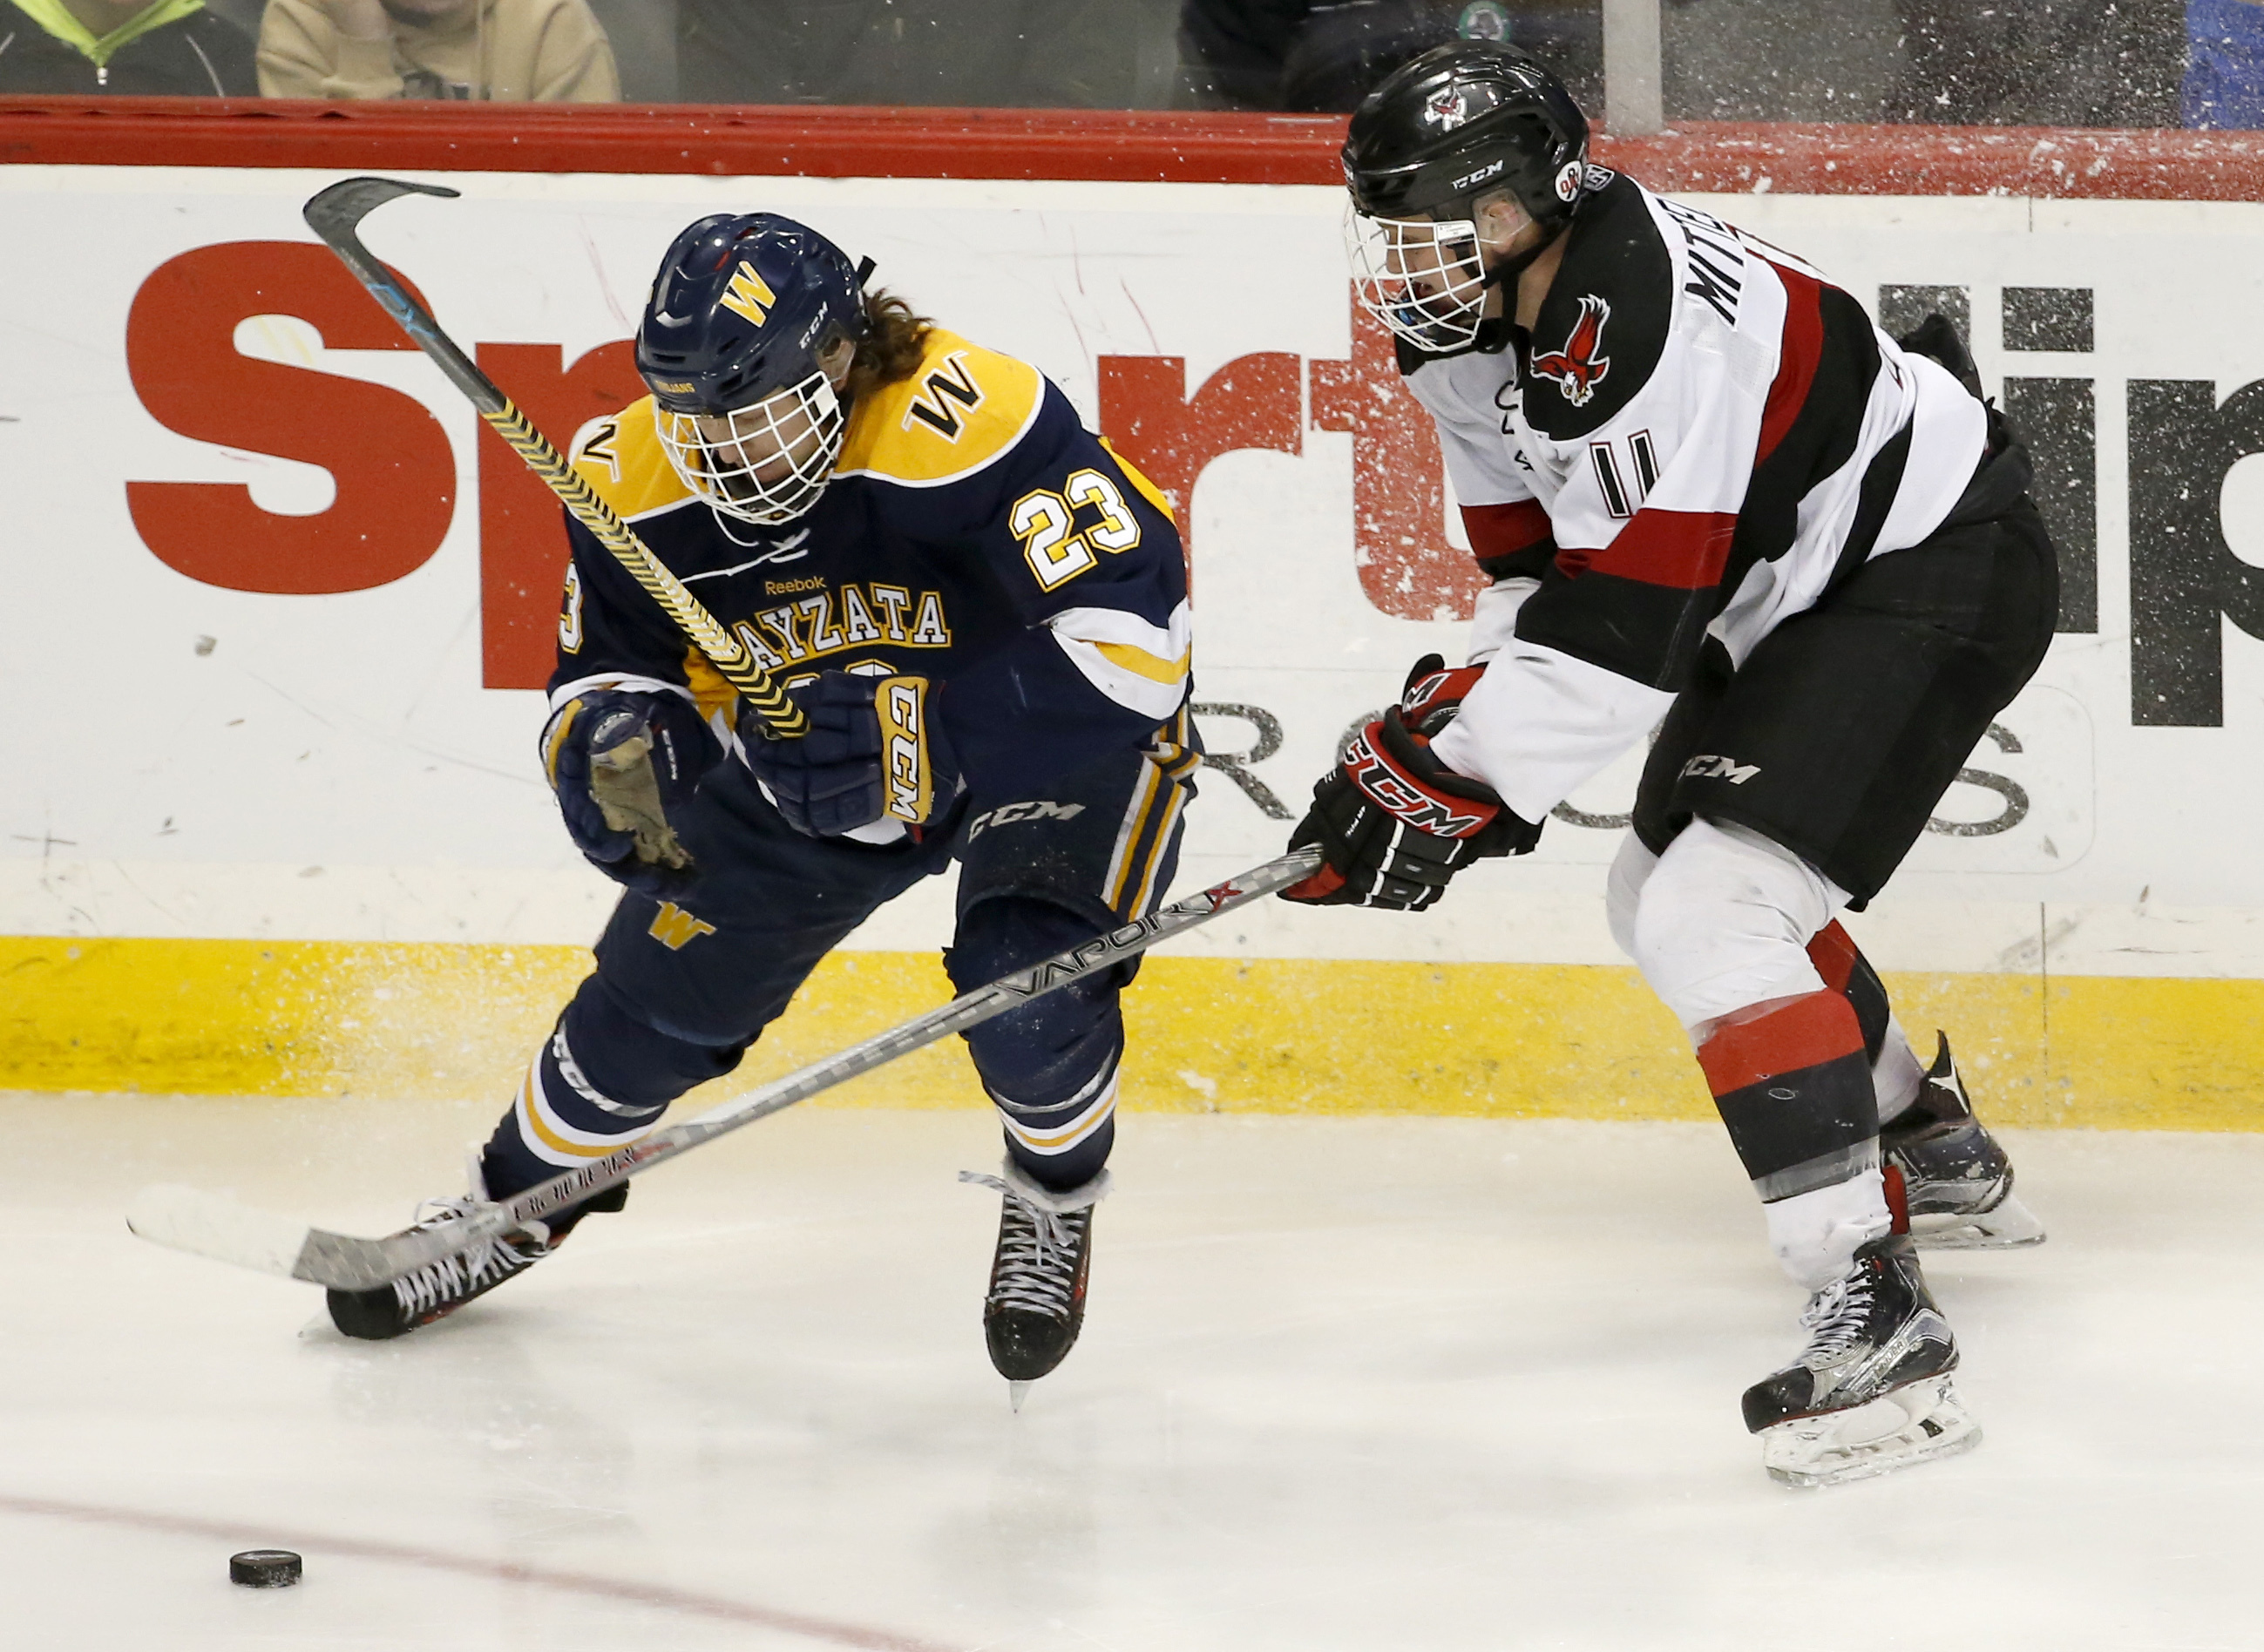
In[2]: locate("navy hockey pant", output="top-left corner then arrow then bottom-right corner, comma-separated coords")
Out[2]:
484,738 -> 1196,1205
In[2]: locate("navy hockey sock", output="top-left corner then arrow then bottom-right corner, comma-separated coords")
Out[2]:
947,897 -> 1126,1192
483,976 -> 748,1205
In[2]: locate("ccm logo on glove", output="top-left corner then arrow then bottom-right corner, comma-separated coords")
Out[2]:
880,676 -> 932,824
1280,667 -> 1541,912
742,669 -> 962,838
1342,728 -> 1500,838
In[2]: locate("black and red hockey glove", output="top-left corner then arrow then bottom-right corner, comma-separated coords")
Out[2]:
1397,651 -> 1487,736
1281,705 -> 1541,911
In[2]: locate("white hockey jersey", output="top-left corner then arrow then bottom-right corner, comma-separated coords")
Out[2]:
1415,170 -> 1987,825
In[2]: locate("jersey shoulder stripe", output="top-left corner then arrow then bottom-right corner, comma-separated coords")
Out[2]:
836,328 -> 1045,489
570,395 -> 695,523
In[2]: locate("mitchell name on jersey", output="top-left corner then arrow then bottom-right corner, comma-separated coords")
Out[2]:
551,327 -> 1192,809
1407,169 -> 1988,823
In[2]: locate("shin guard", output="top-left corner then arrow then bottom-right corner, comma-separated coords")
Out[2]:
1697,990 -> 1880,1203
949,897 -> 1125,1193
484,976 -> 745,1202
1805,920 -> 1926,1126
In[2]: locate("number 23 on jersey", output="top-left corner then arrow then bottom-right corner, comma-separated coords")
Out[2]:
1012,468 -> 1144,591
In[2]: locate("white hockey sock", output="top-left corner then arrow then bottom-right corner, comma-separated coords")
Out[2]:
1872,1014 -> 1927,1126
1764,1168 -> 1893,1290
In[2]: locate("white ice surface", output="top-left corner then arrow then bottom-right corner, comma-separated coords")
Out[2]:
3,1095 -> 2259,1650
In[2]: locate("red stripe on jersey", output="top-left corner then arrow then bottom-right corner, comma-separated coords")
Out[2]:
1696,990 -> 1867,1099
1806,919 -> 1861,995
1757,261 -> 1826,467
1461,499 -> 1554,562
1559,509 -> 1737,590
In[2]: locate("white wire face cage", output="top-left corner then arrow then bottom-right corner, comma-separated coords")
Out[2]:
653,369 -> 846,526
1345,205 -> 1491,353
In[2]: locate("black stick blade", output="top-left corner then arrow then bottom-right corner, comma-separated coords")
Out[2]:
302,175 -> 461,242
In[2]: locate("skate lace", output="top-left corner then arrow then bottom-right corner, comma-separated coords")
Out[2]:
1796,1270 -> 1876,1364
961,1173 -> 1083,1317
389,1195 -> 542,1317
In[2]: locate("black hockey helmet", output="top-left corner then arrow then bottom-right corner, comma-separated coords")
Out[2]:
1340,41 -> 1590,353
1341,40 -> 1591,232
636,213 -> 873,525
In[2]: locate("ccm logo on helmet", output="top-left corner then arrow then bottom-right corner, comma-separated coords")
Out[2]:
1453,158 -> 1508,192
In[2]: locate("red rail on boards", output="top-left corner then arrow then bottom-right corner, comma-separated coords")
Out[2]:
3,97 -> 2263,199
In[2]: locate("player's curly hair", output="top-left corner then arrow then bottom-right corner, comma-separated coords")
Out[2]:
846,291 -> 933,400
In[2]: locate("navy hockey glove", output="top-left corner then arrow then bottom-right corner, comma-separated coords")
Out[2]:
541,688 -> 719,896
1398,651 -> 1488,736
1281,706 -> 1540,911
741,670 -> 961,838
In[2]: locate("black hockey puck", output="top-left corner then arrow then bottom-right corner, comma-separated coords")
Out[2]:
229,1549 -> 302,1588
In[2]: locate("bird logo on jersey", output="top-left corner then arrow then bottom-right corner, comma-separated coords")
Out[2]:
1530,295 -> 1613,407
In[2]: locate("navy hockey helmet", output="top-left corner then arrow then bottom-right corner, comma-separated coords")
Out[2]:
636,213 -> 871,525
1340,41 -> 1590,352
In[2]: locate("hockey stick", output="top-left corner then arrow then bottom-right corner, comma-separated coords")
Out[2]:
126,845 -> 1322,1292
301,176 -> 808,740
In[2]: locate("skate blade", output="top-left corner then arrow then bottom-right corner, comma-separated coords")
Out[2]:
1761,1374 -> 1981,1489
1912,1190 -> 2045,1251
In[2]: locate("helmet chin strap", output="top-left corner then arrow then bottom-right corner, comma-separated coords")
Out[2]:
1481,217 -> 1569,297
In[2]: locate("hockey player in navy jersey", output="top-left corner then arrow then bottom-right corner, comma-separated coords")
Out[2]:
1285,41 -> 2056,1485
327,213 -> 1196,1394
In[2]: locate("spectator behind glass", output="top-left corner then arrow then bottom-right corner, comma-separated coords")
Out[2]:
1180,0 -> 1600,112
0,0 -> 256,91
258,0 -> 619,98
2186,0 -> 2264,125
673,0 -> 1165,107
1883,0 -> 2186,125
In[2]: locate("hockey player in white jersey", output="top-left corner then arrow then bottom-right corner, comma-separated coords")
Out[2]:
1283,41 -> 2055,1486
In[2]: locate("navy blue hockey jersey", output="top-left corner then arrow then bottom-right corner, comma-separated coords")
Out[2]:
549,327 -> 1191,812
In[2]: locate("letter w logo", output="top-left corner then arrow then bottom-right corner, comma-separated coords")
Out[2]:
903,352 -> 986,440
647,902 -> 717,950
718,261 -> 777,328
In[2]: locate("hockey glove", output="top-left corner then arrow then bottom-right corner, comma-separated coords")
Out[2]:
1398,651 -> 1488,736
741,670 -> 961,838
1281,706 -> 1540,911
542,689 -> 720,896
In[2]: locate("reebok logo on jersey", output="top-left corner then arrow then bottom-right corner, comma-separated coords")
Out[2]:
1681,755 -> 1761,785
1531,295 -> 1612,407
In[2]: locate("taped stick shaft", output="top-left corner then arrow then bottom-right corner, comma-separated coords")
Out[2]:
301,176 -> 806,739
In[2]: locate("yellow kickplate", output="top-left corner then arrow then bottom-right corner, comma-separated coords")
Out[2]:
2,937 -> 2261,1130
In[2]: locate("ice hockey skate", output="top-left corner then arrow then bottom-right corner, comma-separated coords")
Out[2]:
326,1159 -> 626,1341
1743,1233 -> 1979,1487
960,1161 -> 1108,1403
1884,1034 -> 2044,1250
